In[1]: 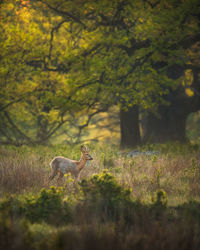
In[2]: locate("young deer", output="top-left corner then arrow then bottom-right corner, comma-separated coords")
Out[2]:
48,145 -> 93,183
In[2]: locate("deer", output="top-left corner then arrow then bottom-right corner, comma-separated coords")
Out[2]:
48,145 -> 93,184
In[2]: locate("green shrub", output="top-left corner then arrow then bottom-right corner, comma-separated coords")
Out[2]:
0,194 -> 23,217
152,189 -> 168,208
0,187 -> 72,225
79,170 -> 132,221
24,186 -> 71,224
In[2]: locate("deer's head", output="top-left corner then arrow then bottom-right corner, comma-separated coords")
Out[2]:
81,145 -> 93,160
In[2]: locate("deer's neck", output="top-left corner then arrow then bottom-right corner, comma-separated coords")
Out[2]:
77,155 -> 87,171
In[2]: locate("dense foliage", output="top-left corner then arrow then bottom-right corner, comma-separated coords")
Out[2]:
1,0 -> 200,146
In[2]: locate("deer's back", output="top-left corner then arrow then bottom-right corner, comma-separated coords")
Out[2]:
50,156 -> 78,175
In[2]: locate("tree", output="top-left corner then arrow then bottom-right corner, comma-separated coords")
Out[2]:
142,66 -> 200,143
1,0 -> 200,147
28,0 -> 175,146
0,1 -> 107,145
140,0 -> 200,144
32,0 -> 200,147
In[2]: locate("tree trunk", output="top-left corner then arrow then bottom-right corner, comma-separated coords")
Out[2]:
120,105 -> 141,149
142,105 -> 188,143
142,89 -> 200,144
142,66 -> 200,144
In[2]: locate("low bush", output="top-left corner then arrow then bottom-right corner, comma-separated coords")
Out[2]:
0,187 -> 72,225
152,189 -> 168,208
78,170 -> 133,221
23,186 -> 72,224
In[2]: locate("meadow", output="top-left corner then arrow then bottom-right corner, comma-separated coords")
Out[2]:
0,143 -> 200,250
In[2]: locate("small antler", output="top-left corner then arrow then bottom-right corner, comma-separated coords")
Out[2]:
81,145 -> 87,152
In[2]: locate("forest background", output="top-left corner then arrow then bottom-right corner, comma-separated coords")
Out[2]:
0,0 -> 200,148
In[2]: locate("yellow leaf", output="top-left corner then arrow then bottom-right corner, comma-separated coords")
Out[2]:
185,88 -> 194,97
185,69 -> 193,86
138,17 -> 143,23
182,80 -> 185,86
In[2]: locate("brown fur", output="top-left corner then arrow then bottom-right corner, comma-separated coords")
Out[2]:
48,146 -> 93,184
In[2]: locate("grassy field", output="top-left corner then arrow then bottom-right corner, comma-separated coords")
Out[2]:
0,143 -> 200,249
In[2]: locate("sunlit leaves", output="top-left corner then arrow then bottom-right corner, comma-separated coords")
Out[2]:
182,69 -> 195,97
1,0 -> 200,145
185,88 -> 194,97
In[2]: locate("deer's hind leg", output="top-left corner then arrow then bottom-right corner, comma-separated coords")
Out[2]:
49,171 -> 57,182
48,167 -> 58,184
48,159 -> 60,184
57,172 -> 64,184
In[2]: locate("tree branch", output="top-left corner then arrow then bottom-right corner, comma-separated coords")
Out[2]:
3,111 -> 34,144
143,0 -> 161,9
118,38 -> 150,56
49,19 -> 68,59
39,0 -> 87,29
0,98 -> 24,112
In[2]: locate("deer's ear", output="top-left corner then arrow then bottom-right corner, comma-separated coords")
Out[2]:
81,145 -> 86,152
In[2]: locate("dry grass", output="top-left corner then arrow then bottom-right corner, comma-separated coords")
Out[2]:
0,148 -> 49,193
81,151 -> 200,205
0,145 -> 200,205
112,155 -> 200,204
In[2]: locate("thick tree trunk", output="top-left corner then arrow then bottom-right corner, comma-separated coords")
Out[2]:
142,106 -> 188,143
142,90 -> 200,144
120,105 -> 141,148
142,66 -> 200,144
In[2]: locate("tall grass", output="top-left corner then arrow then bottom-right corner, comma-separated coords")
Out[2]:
0,148 -> 48,193
0,144 -> 85,193
0,144 -> 199,205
